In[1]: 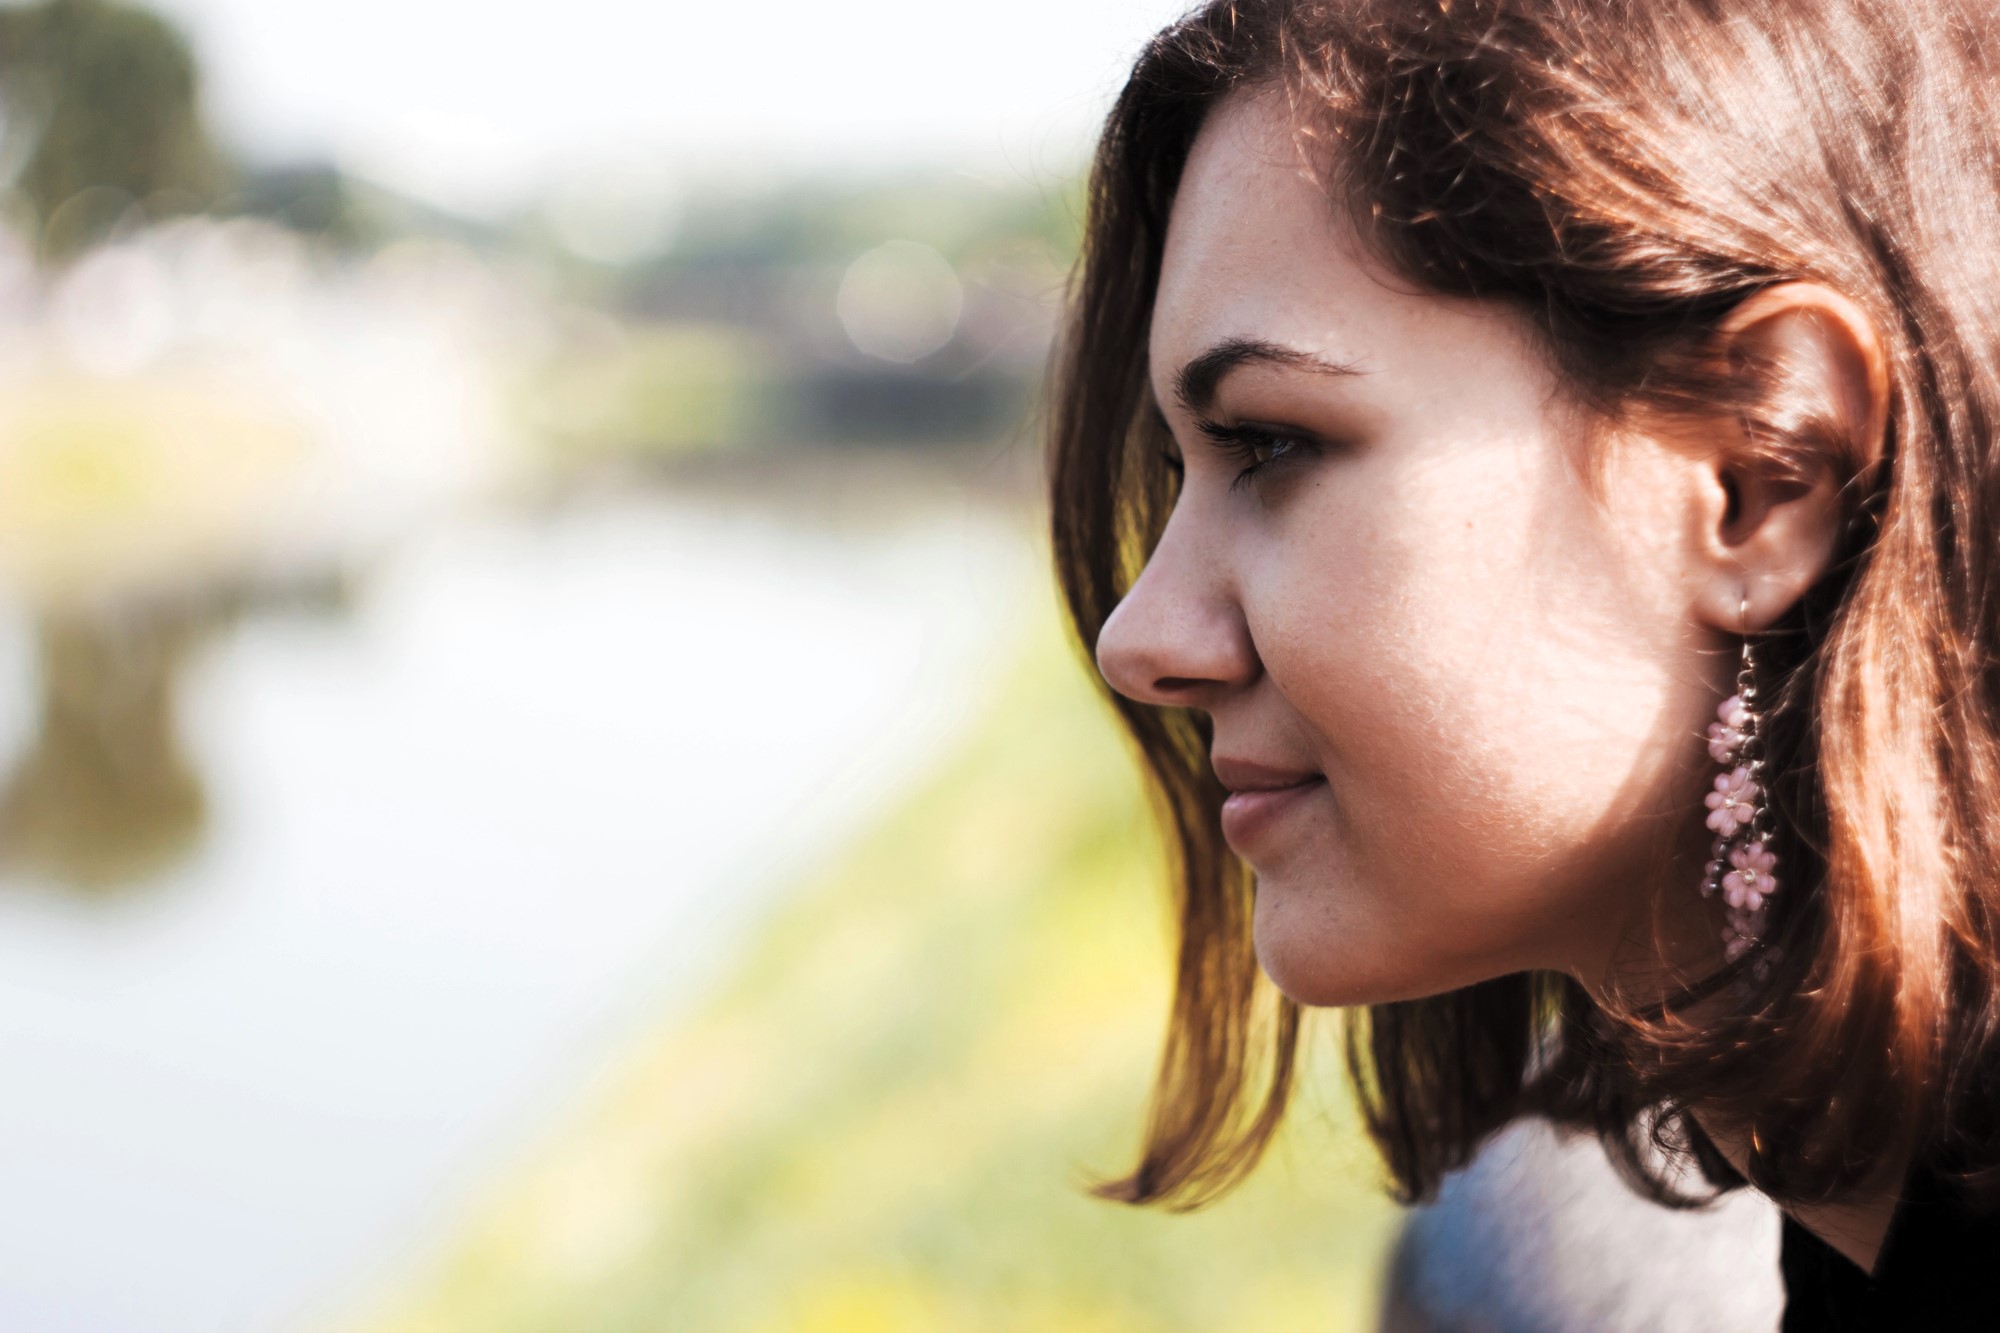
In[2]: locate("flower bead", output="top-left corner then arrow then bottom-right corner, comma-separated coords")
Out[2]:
1706,719 -> 1746,763
1706,695 -> 1751,763
1704,766 -> 1759,837
1721,840 -> 1779,912
1723,915 -> 1758,962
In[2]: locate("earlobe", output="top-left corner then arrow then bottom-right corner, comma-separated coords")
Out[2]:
1692,283 -> 1891,634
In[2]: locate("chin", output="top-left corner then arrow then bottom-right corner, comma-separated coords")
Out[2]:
1252,890 -> 1458,1008
1254,942 -> 1465,1007
1257,950 -> 1386,1007
1253,910 -> 1377,1007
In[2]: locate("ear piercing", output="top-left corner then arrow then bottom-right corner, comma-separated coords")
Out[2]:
1701,598 -> 1780,962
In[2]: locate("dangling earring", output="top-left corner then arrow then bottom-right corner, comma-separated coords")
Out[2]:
1701,595 -> 1779,962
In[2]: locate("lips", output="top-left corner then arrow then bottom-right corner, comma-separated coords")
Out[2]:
1212,756 -> 1320,794
1212,755 -> 1325,855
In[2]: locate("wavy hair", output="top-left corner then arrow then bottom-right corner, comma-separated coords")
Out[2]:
1049,0 -> 2000,1210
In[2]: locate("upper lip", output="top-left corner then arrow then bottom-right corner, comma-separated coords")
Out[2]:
1211,756 -> 1322,793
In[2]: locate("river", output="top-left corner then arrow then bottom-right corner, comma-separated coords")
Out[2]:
0,480 -> 1032,1332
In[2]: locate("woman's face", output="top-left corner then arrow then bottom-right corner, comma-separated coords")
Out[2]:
1095,89 -> 1731,1006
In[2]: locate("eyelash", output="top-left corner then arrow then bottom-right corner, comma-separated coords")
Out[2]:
1195,419 -> 1311,492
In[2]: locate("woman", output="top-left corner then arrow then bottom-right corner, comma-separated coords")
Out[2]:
1047,0 -> 2000,1327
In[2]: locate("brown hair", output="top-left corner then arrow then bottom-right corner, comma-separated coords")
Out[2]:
1049,0 -> 2000,1212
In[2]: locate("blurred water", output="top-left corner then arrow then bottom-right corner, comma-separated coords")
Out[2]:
0,487 -> 1030,1332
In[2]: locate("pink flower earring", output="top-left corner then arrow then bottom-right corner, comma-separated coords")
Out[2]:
1701,597 -> 1780,962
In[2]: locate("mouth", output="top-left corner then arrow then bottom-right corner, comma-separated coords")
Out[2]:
1212,757 -> 1326,856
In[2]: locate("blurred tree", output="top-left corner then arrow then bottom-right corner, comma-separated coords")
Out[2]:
229,161 -> 361,243
0,0 -> 220,261
0,608 -> 209,889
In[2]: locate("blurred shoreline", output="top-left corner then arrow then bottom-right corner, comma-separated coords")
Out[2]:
531,437 -> 1047,532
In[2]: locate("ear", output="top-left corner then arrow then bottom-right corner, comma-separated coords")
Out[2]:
1689,282 -> 1891,634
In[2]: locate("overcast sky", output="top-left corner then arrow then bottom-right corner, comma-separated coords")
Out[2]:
141,0 -> 1195,215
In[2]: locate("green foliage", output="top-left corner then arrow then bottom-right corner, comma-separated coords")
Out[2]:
349,591 -> 1398,1333
523,324 -> 779,466
227,162 -> 368,248
0,0 -> 220,260
660,170 -> 1083,271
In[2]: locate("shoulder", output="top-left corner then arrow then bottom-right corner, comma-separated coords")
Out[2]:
1384,1119 -> 1781,1333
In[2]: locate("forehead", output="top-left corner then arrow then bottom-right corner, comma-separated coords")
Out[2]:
1149,88 -> 1428,393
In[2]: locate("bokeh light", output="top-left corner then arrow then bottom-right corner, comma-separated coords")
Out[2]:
836,239 -> 964,364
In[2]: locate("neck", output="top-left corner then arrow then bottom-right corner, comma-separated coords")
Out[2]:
1577,907 -> 1908,1275
1572,831 -> 1911,1274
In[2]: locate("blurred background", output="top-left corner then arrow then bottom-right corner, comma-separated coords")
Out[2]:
0,1 -> 1403,1328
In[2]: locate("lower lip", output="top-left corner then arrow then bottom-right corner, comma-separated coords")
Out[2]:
1219,778 -> 1325,854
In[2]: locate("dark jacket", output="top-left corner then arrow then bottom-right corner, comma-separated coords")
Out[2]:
1781,1156 -> 2000,1330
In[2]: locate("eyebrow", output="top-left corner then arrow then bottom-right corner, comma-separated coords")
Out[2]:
1172,337 -> 1366,417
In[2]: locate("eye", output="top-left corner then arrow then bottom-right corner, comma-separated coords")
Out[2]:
1195,418 -> 1314,493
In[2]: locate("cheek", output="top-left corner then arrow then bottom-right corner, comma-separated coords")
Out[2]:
1243,448 -> 1700,995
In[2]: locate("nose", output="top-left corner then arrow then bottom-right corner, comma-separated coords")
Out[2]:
1093,508 -> 1259,710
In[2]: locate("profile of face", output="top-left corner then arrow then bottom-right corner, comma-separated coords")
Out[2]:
1093,89 -> 1884,1008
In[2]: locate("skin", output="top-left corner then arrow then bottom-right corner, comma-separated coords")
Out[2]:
1093,88 -> 1894,1269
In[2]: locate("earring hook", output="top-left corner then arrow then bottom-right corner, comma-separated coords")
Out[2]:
1737,589 -> 1756,703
